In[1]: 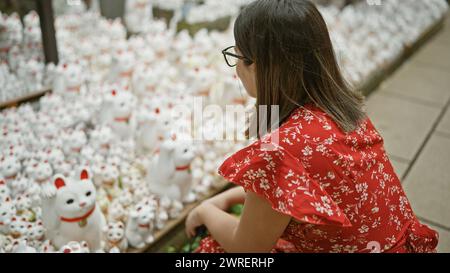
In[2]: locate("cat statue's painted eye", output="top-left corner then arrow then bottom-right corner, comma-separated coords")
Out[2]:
66,199 -> 74,205
86,191 -> 92,197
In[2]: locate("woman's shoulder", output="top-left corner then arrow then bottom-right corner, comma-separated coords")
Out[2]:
277,104 -> 384,152
217,121 -> 352,227
221,104 -> 382,166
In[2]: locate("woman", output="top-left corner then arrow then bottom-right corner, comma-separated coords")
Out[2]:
185,0 -> 438,253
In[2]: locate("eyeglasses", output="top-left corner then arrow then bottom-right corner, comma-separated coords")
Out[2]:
221,46 -> 253,67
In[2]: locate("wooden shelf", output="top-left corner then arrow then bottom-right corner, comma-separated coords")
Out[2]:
0,88 -> 51,110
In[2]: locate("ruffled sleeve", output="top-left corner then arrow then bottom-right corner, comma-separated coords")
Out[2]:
218,141 -> 352,227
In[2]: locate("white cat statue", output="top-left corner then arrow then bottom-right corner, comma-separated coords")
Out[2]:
14,194 -> 32,216
103,222 -> 128,252
26,220 -> 45,247
108,51 -> 135,84
107,200 -> 127,223
62,129 -> 88,161
0,197 -> 16,234
39,239 -> 56,253
0,179 -> 10,202
30,161 -> 54,198
46,148 -> 65,166
11,239 -> 37,253
0,234 -> 9,253
8,217 -> 28,239
89,126 -> 113,156
93,164 -> 119,189
0,155 -> 21,184
59,241 -> 90,253
135,108 -> 159,155
99,88 -> 137,140
53,62 -> 85,100
41,169 -> 106,252
131,65 -> 160,98
9,175 -> 29,199
125,202 -> 155,249
93,164 -> 120,200
124,0 -> 151,33
52,160 -> 72,178
146,139 -> 196,201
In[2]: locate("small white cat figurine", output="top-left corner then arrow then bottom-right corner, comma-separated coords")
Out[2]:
30,161 -> 54,198
11,239 -> 37,253
0,155 -> 21,183
99,88 -> 137,140
147,139 -> 196,201
41,169 -> 106,252
26,220 -> 45,247
8,217 -> 28,239
0,196 -> 16,234
0,180 -> 10,202
103,222 -> 128,252
59,241 -> 90,253
125,202 -> 155,249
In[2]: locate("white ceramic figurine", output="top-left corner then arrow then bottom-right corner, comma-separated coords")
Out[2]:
41,169 -> 106,252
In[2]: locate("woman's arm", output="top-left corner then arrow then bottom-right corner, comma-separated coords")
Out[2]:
203,186 -> 246,211
187,191 -> 292,253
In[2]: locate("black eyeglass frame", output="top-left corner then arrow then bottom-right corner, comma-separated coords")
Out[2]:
221,46 -> 253,67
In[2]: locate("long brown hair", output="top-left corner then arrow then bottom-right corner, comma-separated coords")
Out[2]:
235,0 -> 366,135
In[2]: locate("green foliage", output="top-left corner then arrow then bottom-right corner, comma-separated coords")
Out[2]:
229,204 -> 244,216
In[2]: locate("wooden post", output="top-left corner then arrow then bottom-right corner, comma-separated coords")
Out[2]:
99,0 -> 125,20
36,0 -> 58,64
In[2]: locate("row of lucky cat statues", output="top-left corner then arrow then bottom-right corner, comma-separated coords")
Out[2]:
1,76 -> 242,252
1,167 -> 184,253
1,140 -> 203,253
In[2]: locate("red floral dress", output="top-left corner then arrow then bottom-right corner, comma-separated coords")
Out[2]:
195,104 -> 438,253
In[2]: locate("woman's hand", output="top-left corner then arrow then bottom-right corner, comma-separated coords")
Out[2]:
186,187 -> 245,238
185,203 -> 206,238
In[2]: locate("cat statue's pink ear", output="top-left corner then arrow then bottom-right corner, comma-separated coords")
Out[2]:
80,169 -> 89,181
54,176 -> 66,190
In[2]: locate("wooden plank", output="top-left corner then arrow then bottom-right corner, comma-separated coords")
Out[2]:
99,0 -> 125,20
0,88 -> 50,109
